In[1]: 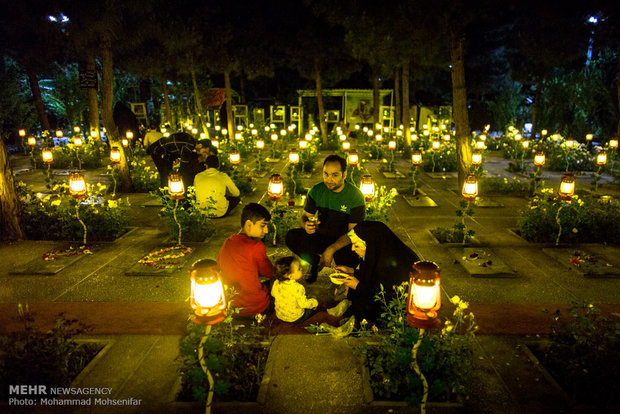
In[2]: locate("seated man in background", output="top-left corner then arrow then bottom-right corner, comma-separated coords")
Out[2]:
217,203 -> 274,317
194,155 -> 240,218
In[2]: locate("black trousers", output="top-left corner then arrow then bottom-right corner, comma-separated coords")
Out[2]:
285,228 -> 359,276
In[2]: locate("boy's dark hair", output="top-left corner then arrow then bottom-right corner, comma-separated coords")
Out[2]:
274,256 -> 300,281
205,155 -> 219,169
241,203 -> 271,227
323,154 -> 346,173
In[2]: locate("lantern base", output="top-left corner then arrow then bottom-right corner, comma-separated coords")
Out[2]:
406,313 -> 441,330
192,313 -> 226,326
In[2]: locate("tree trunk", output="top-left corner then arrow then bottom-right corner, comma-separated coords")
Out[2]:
450,25 -> 471,189
531,77 -> 542,139
100,32 -> 131,192
314,59 -> 328,148
239,70 -> 246,105
0,137 -> 24,240
163,78 -> 172,126
617,42 -> 620,137
190,60 -> 209,138
86,54 -> 101,144
402,61 -> 411,147
394,66 -> 401,129
26,70 -> 51,134
372,74 -> 380,127
224,70 -> 234,142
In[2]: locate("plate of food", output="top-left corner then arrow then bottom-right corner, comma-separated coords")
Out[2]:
329,272 -> 350,285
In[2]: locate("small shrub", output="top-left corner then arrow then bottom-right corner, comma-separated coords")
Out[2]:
365,186 -> 398,223
479,175 -> 531,196
129,158 -> 160,193
265,202 -> 299,246
154,186 -> 216,243
421,144 -> 457,172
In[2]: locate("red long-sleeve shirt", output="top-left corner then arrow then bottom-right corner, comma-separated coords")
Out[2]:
217,234 -> 274,317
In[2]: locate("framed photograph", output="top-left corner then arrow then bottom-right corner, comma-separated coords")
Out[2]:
326,110 -> 340,123
270,105 -> 286,123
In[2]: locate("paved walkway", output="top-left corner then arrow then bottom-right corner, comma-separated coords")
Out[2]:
2,149 -> 620,413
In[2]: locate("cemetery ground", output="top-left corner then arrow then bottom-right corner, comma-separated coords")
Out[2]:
1,149 -> 620,414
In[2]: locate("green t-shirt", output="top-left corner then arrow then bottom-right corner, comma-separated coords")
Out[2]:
305,182 -> 365,241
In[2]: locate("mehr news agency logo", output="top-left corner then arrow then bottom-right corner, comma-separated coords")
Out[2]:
7,385 -> 142,407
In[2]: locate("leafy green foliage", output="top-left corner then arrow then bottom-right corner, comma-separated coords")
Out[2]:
265,202 -> 299,246
29,141 -> 107,170
421,144 -> 457,173
128,158 -> 160,193
365,186 -> 397,223
431,201 -> 475,243
154,187 -> 216,243
479,175 -> 531,196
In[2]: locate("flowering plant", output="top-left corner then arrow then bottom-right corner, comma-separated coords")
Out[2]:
365,186 -> 398,223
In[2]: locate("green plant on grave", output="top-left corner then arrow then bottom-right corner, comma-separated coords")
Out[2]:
364,186 -> 397,223
431,201 -> 475,243
177,288 -> 270,403
285,163 -> 304,196
517,189 -> 620,244
0,304 -> 102,401
29,141 -> 106,170
421,144 -> 457,173
355,283 -> 477,406
154,186 -> 216,243
479,175 -> 531,196
264,200 -> 299,245
128,158 -> 160,193
19,181 -> 130,241
536,302 -> 620,406
537,141 -> 596,172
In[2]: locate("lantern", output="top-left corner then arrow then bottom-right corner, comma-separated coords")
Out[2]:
388,139 -> 396,150
19,129 -> 26,137
347,150 -> 359,167
122,138 -> 129,148
342,141 -> 351,151
373,133 -> 380,141
432,140 -> 440,150
411,150 -> 422,166
383,127 -> 389,134
610,139 -> 618,149
479,134 -> 486,141
73,126 -> 80,133
256,139 -> 265,150
558,173 -> 575,201
522,140 -> 529,149
443,134 -> 450,141
41,148 -> 53,164
271,133 -> 278,141
339,134 -> 346,141
235,133 -> 242,140
596,151 -> 607,166
168,173 -> 185,199
586,133 -> 593,141
110,147 -> 121,164
471,150 -> 482,166
368,130 -> 374,137
190,260 -> 227,325
125,131 -> 133,140
229,149 -> 240,166
215,125 -> 221,132
534,152 -> 545,167
27,136 -> 37,147
237,125 -> 243,131
305,133 -> 312,141
55,129 -> 63,138
552,133 -> 561,141
376,123 -> 382,130
406,261 -> 441,329
397,130 -> 403,137
90,129 -> 99,138
565,139 -> 574,148
211,139 -> 219,148
541,129 -> 548,137
475,140 -> 485,149
280,129 -> 286,136
221,128 -> 228,136
412,133 -> 418,141
267,174 -> 284,201
288,149 -> 300,165
359,175 -> 376,201
299,140 -> 308,150
354,124 -> 360,130
462,175 -> 479,201
515,134 -> 522,141
73,137 -> 83,147
69,172 -> 87,199
200,132 -> 206,139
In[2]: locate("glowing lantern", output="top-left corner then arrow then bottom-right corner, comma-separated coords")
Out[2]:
522,140 -> 529,149
221,128 -> 228,136
359,175 -> 376,201
55,130 -> 63,138
288,149 -> 300,165
305,133 -> 312,141
168,173 -> 185,199
267,174 -> 284,201
342,141 -> 351,151
388,139 -> 396,150
462,175 -> 479,201
280,129 -> 286,136
229,149 -> 240,165
256,139 -> 265,150
610,139 -> 618,149
41,148 -> 53,164
211,139 -> 219,148
471,150 -> 482,166
110,147 -> 121,164
432,140 -> 440,150
586,133 -> 593,141
347,150 -> 359,167
376,123 -> 382,130
411,151 -> 422,166
368,130 -> 374,137
200,133 -> 206,139
354,124 -> 360,130
299,140 -> 308,150
90,129 -> 99,138
541,129 -> 548,137
479,134 -> 486,141
264,126 -> 270,132
73,137 -> 83,147
396,130 -> 402,137
534,152 -> 546,167
565,139 -> 574,148
189,260 -> 227,325
215,125 -> 221,132
406,261 -> 441,329
271,133 -> 278,142
27,136 -> 37,147
383,127 -> 389,134
126,131 -> 133,140
558,174 -> 575,201
412,134 -> 418,141
237,125 -> 243,131
339,134 -> 346,141
19,129 -> 26,137
69,172 -> 87,199
234,133 -> 242,140
251,129 -> 258,136
515,134 -> 522,141
122,138 -> 129,148
363,126 -> 368,132
423,130 -> 429,136
596,151 -> 607,166
443,134 -> 450,141
73,126 -> 80,133
552,133 -> 561,141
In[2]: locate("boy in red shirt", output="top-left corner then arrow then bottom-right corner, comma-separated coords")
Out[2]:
217,203 -> 275,317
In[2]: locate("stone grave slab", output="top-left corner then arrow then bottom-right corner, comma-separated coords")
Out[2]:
14,168 -> 31,175
380,170 -> 406,179
474,197 -> 504,208
401,190 -> 438,208
250,170 -> 269,178
542,248 -> 620,278
265,157 -> 281,163
426,172 -> 458,179
141,198 -> 162,207
125,246 -> 194,276
10,245 -> 93,276
448,247 -> 517,278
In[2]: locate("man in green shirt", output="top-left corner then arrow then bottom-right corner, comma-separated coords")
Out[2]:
285,154 -> 365,283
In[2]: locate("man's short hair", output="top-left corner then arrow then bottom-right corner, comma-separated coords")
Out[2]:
205,155 -> 219,169
241,203 -> 271,227
323,154 -> 347,173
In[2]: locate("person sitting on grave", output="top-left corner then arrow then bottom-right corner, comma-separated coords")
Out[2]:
285,154 -> 365,283
194,155 -> 240,218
